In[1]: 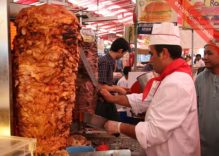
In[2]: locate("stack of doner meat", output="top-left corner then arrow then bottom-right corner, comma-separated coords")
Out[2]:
13,4 -> 81,154
74,41 -> 98,117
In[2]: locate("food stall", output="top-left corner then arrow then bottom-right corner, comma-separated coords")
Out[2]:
1,0 -> 216,155
0,1 -> 144,155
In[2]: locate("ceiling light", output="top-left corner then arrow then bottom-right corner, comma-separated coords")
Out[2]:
116,34 -> 123,37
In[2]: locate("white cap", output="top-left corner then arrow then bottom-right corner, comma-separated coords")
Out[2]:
149,22 -> 181,46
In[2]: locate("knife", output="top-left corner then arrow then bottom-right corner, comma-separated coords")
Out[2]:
83,112 -> 107,130
83,112 -> 120,138
79,48 -> 100,91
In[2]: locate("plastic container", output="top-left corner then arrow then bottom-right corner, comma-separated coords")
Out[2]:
66,146 -> 95,154
96,144 -> 110,151
0,136 -> 36,156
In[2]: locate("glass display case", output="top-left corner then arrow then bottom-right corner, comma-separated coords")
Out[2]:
0,136 -> 36,156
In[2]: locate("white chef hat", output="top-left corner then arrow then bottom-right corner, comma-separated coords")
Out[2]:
149,22 -> 181,46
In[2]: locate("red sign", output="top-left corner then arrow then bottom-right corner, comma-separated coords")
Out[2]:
183,48 -> 190,55
166,0 -> 219,47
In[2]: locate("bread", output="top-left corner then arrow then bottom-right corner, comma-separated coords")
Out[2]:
140,1 -> 171,22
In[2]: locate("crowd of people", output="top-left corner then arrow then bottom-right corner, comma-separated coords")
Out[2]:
184,53 -> 206,77
96,22 -> 219,156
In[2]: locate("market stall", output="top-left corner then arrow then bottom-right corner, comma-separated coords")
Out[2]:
0,1 -> 141,155
1,0 -> 219,155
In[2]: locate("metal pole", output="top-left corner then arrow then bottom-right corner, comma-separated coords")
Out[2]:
0,0 -> 13,136
133,0 -> 138,71
191,28 -> 194,67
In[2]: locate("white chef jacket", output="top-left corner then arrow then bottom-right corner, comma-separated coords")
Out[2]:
127,72 -> 200,156
117,76 -> 128,88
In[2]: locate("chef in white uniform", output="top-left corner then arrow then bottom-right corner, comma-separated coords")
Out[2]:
100,22 -> 200,156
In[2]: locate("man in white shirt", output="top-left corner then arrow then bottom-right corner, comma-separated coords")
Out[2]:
193,54 -> 205,79
194,54 -> 205,68
100,23 -> 200,156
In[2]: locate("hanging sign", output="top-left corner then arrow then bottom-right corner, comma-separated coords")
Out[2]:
124,24 -> 135,43
205,0 -> 219,6
137,23 -> 153,34
137,22 -> 177,34
80,28 -> 96,43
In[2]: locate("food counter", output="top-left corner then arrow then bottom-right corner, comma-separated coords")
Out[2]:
83,130 -> 145,156
0,136 -> 36,156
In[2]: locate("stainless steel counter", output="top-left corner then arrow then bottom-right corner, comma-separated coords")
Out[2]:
69,150 -> 131,156
84,130 -> 145,156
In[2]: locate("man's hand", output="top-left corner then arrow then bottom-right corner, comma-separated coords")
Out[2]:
113,86 -> 129,95
104,120 -> 121,134
99,89 -> 114,103
105,121 -> 137,139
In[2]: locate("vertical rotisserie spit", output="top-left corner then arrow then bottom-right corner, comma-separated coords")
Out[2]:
13,4 -> 81,154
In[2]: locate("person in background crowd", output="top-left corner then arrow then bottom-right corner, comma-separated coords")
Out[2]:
115,58 -> 123,72
195,41 -> 219,156
193,54 -> 205,78
185,55 -> 192,66
116,66 -> 132,118
117,66 -> 131,88
100,23 -> 200,156
194,54 -> 205,68
113,59 -> 123,85
122,52 -> 130,67
95,37 -> 130,121
129,51 -> 135,68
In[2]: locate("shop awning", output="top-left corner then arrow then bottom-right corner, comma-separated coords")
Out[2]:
14,0 -> 135,38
